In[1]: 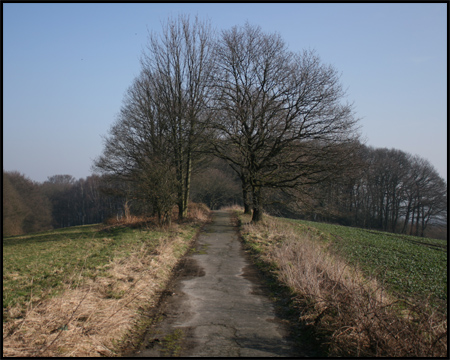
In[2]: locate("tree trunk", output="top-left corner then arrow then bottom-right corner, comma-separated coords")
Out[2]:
244,202 -> 252,215
243,182 -> 252,214
124,200 -> 131,221
251,186 -> 263,222
415,203 -> 421,236
401,202 -> 411,234
409,204 -> 416,236
176,141 -> 185,220
180,152 -> 192,220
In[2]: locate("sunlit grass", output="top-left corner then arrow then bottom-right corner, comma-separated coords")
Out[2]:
3,224 -> 167,315
283,218 -> 447,306
236,211 -> 447,357
3,203 -> 210,357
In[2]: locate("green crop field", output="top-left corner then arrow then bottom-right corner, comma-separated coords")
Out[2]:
2,222 -> 198,319
283,218 -> 447,310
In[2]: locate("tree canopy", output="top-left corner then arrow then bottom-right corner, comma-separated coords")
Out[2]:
209,23 -> 360,221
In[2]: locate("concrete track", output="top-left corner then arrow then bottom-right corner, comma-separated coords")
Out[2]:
134,210 -> 298,357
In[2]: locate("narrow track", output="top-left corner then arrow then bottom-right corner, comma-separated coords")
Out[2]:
132,210 -> 300,357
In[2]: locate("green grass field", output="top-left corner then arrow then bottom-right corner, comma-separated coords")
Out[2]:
283,218 -> 447,309
2,222 -> 198,319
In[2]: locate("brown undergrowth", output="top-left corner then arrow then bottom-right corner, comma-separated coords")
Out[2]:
239,213 -> 447,357
3,203 -> 210,357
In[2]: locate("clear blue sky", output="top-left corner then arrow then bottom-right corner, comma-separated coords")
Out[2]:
3,3 -> 447,182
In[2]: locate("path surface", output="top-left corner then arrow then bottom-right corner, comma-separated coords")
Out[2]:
134,210 -> 298,357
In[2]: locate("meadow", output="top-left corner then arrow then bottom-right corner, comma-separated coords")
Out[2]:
3,224 -> 163,314
3,204 -> 209,357
3,206 -> 446,357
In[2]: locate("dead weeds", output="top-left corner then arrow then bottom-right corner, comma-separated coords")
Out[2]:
3,203 -> 210,357
240,215 -> 447,357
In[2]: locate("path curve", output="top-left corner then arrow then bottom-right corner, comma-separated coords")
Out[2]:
134,210 -> 297,357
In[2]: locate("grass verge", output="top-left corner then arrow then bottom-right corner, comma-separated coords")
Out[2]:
285,218 -> 447,307
2,203 -> 210,357
235,211 -> 447,357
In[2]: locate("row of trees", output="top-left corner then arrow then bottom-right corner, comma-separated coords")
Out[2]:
41,174 -> 125,228
188,146 -> 447,239
3,143 -> 446,238
3,165 -> 235,238
93,16 -> 360,223
2,171 -> 126,237
3,171 -> 52,236
288,146 -> 447,237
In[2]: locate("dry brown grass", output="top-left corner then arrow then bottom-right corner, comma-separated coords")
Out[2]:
103,203 -> 211,229
104,214 -> 149,227
240,215 -> 447,357
3,236 -> 184,357
186,202 -> 211,223
220,204 -> 245,212
3,203 -> 210,357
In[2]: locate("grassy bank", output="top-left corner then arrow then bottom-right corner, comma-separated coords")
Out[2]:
236,211 -> 447,357
284,218 -> 447,307
3,203 -> 210,357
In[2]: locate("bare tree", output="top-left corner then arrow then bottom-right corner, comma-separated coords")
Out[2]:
140,14 -> 215,219
190,166 -> 241,210
281,141 -> 365,224
404,156 -> 447,237
42,174 -> 77,228
289,145 -> 447,238
92,69 -> 179,224
93,14 -> 216,224
210,23 -> 360,221
3,171 -> 31,236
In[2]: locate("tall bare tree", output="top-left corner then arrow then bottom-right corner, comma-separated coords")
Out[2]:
93,70 -> 178,223
94,15 -> 215,222
141,14 -> 215,219
210,23 -> 360,221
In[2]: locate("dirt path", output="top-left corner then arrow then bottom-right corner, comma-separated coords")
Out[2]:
132,210 -> 301,357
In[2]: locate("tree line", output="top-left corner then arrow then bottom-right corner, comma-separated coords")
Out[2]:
188,145 -> 447,239
2,143 -> 446,239
93,15 -> 446,231
268,145 -> 447,239
2,171 -> 126,237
